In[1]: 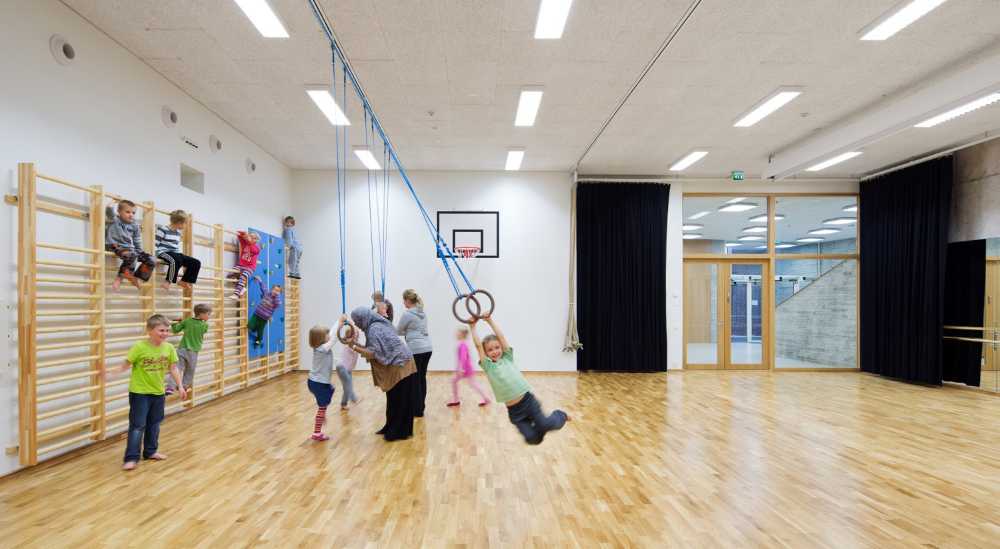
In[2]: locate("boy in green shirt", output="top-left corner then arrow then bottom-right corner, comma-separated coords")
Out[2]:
105,314 -> 186,470
166,303 -> 212,395
471,315 -> 569,445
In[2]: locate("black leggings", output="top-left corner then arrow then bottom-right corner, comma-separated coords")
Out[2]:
157,251 -> 201,284
412,351 -> 432,416
382,374 -> 418,441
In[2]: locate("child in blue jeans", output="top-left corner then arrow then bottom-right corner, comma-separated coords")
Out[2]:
471,315 -> 569,445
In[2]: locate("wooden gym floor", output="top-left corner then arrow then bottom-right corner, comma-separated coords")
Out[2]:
1,371 -> 998,548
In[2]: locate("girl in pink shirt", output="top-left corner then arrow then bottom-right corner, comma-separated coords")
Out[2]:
231,230 -> 261,299
447,326 -> 490,407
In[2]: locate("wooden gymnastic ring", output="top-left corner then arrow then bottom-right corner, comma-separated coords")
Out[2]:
465,289 -> 495,320
337,324 -> 355,344
452,294 -> 475,323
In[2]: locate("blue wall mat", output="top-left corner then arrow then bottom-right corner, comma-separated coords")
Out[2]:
247,228 -> 286,360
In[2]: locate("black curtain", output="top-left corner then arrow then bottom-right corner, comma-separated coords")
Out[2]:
942,239 -> 986,386
577,183 -> 669,372
860,156 -> 952,384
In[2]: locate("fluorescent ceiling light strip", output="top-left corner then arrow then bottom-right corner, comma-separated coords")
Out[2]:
805,151 -> 862,172
775,243 -> 796,249
749,214 -> 785,222
688,211 -> 712,220
842,204 -> 858,212
306,89 -> 350,126
353,147 -> 381,170
741,226 -> 768,234
733,89 -> 802,127
682,234 -> 703,240
808,228 -> 841,235
514,89 -> 544,126
234,0 -> 289,38
718,203 -> 758,213
505,149 -> 525,171
738,235 -> 764,242
797,237 -> 825,243
914,92 -> 1000,128
860,0 -> 948,41
725,242 -> 742,247
534,0 -> 573,39
823,217 -> 857,225
725,197 -> 747,204
682,224 -> 703,231
669,150 -> 708,171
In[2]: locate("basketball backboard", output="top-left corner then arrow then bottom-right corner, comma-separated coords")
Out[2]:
435,210 -> 499,258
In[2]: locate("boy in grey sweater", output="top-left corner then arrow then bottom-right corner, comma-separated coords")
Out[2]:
107,200 -> 155,291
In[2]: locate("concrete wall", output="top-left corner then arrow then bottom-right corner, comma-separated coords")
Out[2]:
951,137 -> 1000,243
775,260 -> 857,367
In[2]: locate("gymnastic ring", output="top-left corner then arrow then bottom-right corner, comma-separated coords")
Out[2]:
452,294 -> 475,324
464,289 -> 495,320
337,324 -> 355,345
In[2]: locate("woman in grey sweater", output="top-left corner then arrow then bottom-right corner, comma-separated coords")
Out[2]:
397,289 -> 433,416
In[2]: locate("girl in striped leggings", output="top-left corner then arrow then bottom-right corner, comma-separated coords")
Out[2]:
231,230 -> 261,299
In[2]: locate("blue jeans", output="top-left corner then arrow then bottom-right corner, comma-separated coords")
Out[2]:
124,392 -> 165,462
506,392 -> 566,445
336,365 -> 357,407
287,246 -> 302,277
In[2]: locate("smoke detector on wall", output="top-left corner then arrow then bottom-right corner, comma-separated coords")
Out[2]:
161,106 -> 178,128
49,34 -> 76,65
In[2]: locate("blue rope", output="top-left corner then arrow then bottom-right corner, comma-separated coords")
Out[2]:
332,49 -> 347,315
307,0 -> 474,297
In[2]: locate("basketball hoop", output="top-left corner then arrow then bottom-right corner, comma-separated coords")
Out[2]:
454,246 -> 480,259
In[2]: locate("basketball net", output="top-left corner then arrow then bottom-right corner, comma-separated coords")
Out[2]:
454,246 -> 480,259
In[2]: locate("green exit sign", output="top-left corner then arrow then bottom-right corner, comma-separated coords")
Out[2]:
731,170 -> 745,181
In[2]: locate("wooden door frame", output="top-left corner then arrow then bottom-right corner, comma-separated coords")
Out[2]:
683,258 -> 770,370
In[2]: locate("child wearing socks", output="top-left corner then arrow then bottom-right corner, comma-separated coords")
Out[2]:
307,325 -> 336,441
155,209 -> 201,290
248,276 -> 282,348
446,326 -> 490,407
107,200 -> 155,291
231,230 -> 261,299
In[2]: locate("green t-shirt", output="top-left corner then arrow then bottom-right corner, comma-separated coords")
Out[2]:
479,347 -> 531,404
172,317 -> 208,351
127,340 -> 179,395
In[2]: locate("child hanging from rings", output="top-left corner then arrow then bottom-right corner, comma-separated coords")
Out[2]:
471,314 -> 569,445
231,229 -> 261,299
106,199 -> 156,291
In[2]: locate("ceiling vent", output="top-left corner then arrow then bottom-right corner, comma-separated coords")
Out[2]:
161,106 -> 178,128
49,35 -> 76,65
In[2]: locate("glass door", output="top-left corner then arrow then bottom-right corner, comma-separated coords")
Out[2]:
684,260 -> 768,370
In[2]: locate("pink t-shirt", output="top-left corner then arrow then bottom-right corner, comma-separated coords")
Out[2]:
456,341 -> 474,377
340,344 -> 359,371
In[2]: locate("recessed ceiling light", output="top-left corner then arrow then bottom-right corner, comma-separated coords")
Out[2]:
718,202 -> 758,213
775,243 -> 796,249
682,224 -> 704,231
914,92 -> 1000,128
682,233 -> 703,240
796,237 -> 825,243
808,228 -> 841,235
688,211 -> 712,220
805,151 -> 862,172
505,148 -> 525,171
534,0 -> 573,39
860,0 -> 948,41
725,197 -> 747,204
738,235 -> 765,242
352,147 -> 381,170
669,150 -> 708,172
733,88 -> 803,127
823,217 -> 857,226
725,242 -> 742,247
233,0 -> 289,38
742,226 -> 768,234
842,204 -> 858,213
749,213 -> 785,222
306,89 -> 350,126
515,88 -> 544,126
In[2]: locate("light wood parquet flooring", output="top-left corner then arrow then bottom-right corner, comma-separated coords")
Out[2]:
1,371 -> 998,548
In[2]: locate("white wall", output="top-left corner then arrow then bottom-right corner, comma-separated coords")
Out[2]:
292,170 -> 577,373
0,0 -> 293,476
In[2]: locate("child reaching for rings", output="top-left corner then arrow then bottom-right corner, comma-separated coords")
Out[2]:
471,314 -> 569,445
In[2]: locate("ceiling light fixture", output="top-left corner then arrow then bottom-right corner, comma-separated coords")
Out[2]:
749,213 -> 785,222
505,148 -> 525,171
718,202 -> 758,213
741,226 -> 768,234
860,0 -> 948,41
733,87 -> 803,127
725,242 -> 742,247
688,211 -> 712,220
682,224 -> 704,231
805,151 -> 862,172
823,217 -> 857,225
534,0 -> 573,39
725,197 -> 747,204
796,237 -> 825,243
682,234 -> 703,240
914,92 -> 1000,128
306,88 -> 350,126
842,204 -> 858,213
669,150 -> 708,172
353,146 -> 381,170
233,0 -> 289,38
808,228 -> 841,235
738,235 -> 765,242
514,87 -> 544,126
775,243 -> 796,249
